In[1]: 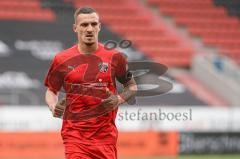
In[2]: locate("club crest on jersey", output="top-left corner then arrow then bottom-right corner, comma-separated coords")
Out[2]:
98,62 -> 109,73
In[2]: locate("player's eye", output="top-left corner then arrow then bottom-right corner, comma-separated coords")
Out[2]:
80,23 -> 88,27
91,22 -> 98,27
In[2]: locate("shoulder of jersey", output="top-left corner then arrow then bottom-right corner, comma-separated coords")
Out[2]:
100,43 -> 120,56
54,45 -> 77,61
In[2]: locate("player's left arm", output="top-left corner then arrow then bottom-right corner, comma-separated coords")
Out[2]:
115,54 -> 137,105
101,52 -> 137,107
117,78 -> 137,105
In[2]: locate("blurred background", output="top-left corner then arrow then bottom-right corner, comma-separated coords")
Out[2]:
0,0 -> 240,158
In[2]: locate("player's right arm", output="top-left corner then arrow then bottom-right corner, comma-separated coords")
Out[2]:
45,89 -> 66,118
45,89 -> 58,116
44,55 -> 66,118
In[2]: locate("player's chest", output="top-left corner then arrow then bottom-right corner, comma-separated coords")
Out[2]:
63,56 -> 112,84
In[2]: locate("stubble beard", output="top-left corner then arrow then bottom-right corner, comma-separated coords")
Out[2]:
84,37 -> 97,46
85,42 -> 95,46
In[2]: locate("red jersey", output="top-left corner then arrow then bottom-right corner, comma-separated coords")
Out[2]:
44,43 -> 127,146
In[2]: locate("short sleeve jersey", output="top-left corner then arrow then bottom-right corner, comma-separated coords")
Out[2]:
44,43 -> 128,145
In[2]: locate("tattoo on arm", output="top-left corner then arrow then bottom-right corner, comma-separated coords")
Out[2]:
119,78 -> 137,104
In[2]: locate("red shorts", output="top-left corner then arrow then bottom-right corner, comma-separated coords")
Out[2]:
64,143 -> 117,159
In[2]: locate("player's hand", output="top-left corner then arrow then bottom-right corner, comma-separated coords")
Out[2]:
52,98 -> 66,118
101,89 -> 123,110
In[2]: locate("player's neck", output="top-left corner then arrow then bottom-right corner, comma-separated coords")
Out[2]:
78,42 -> 98,55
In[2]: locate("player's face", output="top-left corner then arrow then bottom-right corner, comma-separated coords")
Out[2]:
74,13 -> 101,46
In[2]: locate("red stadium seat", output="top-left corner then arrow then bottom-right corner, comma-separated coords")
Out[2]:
147,0 -> 240,63
0,0 -> 55,21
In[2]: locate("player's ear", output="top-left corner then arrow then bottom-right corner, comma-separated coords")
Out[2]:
98,22 -> 101,30
73,23 -> 77,33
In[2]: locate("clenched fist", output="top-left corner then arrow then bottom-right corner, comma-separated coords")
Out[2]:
52,98 -> 66,118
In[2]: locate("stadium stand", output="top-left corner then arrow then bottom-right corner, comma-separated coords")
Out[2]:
214,0 -> 240,18
147,0 -> 240,64
0,0 -> 55,21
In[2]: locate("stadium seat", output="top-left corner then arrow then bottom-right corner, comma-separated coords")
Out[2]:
0,0 -> 55,21
147,0 -> 240,63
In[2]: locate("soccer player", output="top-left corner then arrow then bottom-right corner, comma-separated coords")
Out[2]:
44,7 -> 137,159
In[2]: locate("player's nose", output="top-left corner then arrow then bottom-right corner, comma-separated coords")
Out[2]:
86,25 -> 94,32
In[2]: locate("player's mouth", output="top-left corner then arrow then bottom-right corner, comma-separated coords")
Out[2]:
86,34 -> 94,38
